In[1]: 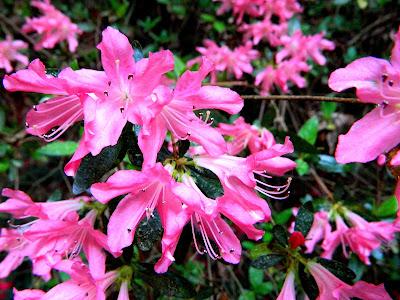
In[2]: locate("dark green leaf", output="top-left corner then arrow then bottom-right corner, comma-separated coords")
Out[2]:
299,264 -> 318,300
316,258 -> 356,284
251,254 -> 285,269
177,140 -> 190,157
135,212 -> 163,251
188,166 -> 223,199
73,125 -> 134,194
294,205 -> 314,236
321,102 -> 337,119
272,225 -> 288,247
138,265 -> 195,298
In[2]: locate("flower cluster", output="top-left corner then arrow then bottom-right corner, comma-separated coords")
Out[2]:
22,0 -> 81,52
190,0 -> 334,94
3,26 -> 296,298
0,36 -> 28,73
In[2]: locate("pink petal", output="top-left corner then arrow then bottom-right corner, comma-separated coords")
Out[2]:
335,106 -> 400,163
91,170 -> 146,204
107,194 -> 148,253
328,57 -> 390,104
191,86 -> 243,114
97,27 -> 135,79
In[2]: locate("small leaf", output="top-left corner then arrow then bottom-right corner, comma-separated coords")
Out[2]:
135,212 -> 163,251
373,196 -> 398,217
251,254 -> 285,269
298,116 -> 319,145
249,267 -> 264,287
174,55 -> 186,77
36,141 -> 78,157
272,225 -> 288,247
0,108 -> 5,132
138,265 -> 195,298
294,205 -> 314,236
188,166 -> 223,199
299,264 -> 318,300
296,158 -> 309,176
239,290 -> 256,300
73,125 -> 134,194
321,102 -> 337,119
274,208 -> 293,225
316,258 -> 356,284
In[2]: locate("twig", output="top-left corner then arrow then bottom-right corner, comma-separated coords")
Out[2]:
241,95 -> 365,105
0,14 -> 51,58
309,167 -> 334,201
207,81 -> 249,87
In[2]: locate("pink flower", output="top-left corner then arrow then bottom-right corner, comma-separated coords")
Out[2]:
188,40 -> 258,82
277,270 -> 296,300
81,26 -> 174,156
13,288 -> 45,300
304,211 -> 331,253
91,163 -> 189,273
321,215 -> 349,260
308,262 -> 391,300
24,210 -> 111,277
173,175 -> 242,264
0,36 -> 28,73
276,30 -> 334,65
216,0 -> 262,24
139,58 -> 243,166
329,27 -> 400,164
22,0 -> 82,52
218,117 -> 286,155
240,18 -> 288,46
255,65 -> 277,95
0,188 -> 88,220
275,59 -> 311,92
3,59 -> 103,142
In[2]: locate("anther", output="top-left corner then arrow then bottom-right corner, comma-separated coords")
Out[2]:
128,74 -> 133,80
127,228 -> 132,233
33,105 -> 37,111
388,80 -> 394,87
108,81 -> 111,86
229,249 -> 235,253
382,74 -> 388,82
104,91 -> 109,96
120,107 -> 125,113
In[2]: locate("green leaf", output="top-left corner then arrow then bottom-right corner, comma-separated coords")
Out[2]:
213,21 -> 226,33
298,116 -> 319,145
321,102 -> 337,119
373,196 -> 398,217
294,205 -> 314,236
135,212 -> 163,251
0,108 -> 5,132
174,55 -> 186,77
72,125 -> 134,194
138,265 -> 195,298
239,290 -> 256,300
272,225 -> 288,247
316,258 -> 356,284
177,140 -> 190,157
249,267 -> 264,287
296,158 -> 309,176
357,0 -> 368,8
36,141 -> 78,157
251,254 -> 285,269
254,282 -> 273,296
299,264 -> 318,300
274,208 -> 293,225
188,166 -> 223,199
0,159 -> 10,173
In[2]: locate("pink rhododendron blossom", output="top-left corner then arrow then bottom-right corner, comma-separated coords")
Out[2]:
329,27 -> 400,164
3,59 -> 102,142
0,36 -> 28,73
174,175 -> 242,263
188,40 -> 258,82
218,117 -> 285,155
304,211 -> 331,253
91,163 -> 188,273
277,270 -> 296,300
22,0 -> 82,52
321,211 -> 399,264
0,188 -> 88,220
34,259 -> 118,300
138,58 -> 243,166
240,18 -> 288,46
308,262 -> 391,300
276,30 -> 335,65
81,26 -> 174,155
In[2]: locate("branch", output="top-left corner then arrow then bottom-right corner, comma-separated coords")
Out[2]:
241,95 -> 366,105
